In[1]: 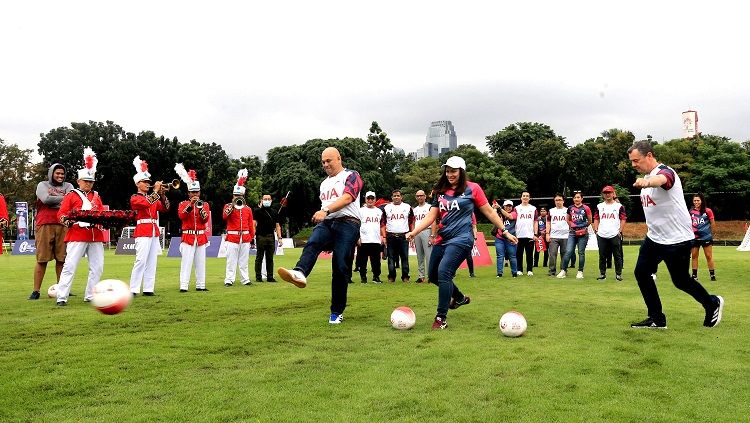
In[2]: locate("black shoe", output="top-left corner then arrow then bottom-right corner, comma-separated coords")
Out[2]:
69,292 -> 76,296
28,291 -> 40,300
497,274 -> 503,278
132,293 -> 137,297
596,274 -> 606,281
703,295 -> 724,327
710,275 -> 717,282
83,299 -> 91,303
469,273 -> 476,278
615,275 -> 623,281
630,317 -> 667,329
255,277 -> 263,282
372,276 -> 382,283
267,278 -> 277,283
361,277 -> 367,284
242,281 -> 253,286
143,292 -> 155,296
224,283 -> 233,287
179,289 -> 188,292
56,301 -> 67,307
196,288 -> 209,291
449,295 -> 471,310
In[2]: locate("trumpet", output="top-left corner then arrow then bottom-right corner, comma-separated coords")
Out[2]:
148,179 -> 181,191
195,199 -> 204,208
233,197 -> 245,209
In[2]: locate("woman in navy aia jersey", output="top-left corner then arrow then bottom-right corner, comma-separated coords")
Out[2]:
557,191 -> 592,279
407,156 -> 518,330
690,193 -> 717,281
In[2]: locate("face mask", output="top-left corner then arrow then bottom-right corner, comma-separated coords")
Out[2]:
262,200 -> 272,207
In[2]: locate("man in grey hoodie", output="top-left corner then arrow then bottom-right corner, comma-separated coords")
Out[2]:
28,163 -> 73,300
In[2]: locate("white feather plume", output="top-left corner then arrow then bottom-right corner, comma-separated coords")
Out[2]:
133,156 -> 143,173
174,163 -> 192,184
83,147 -> 97,173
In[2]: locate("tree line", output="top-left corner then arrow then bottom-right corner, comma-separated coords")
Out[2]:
1,120 -> 749,238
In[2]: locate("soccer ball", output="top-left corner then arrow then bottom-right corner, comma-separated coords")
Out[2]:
390,306 -> 416,330
91,279 -> 132,315
47,284 -> 59,298
499,311 -> 527,337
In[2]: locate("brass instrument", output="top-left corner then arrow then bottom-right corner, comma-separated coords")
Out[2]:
232,197 -> 245,209
195,199 -> 204,208
148,179 -> 181,191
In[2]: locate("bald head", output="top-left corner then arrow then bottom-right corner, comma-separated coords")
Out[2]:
415,190 -> 427,205
321,147 -> 343,177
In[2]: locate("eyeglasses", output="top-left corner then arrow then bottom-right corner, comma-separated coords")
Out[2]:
366,196 -> 375,199
416,194 -> 426,197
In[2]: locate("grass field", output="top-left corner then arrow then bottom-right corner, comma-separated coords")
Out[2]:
1,246 -> 748,422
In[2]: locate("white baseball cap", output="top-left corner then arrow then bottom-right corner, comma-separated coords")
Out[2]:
442,156 -> 466,170
503,200 -> 514,206
365,191 -> 376,198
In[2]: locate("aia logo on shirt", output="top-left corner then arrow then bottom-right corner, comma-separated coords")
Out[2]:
693,217 -> 706,225
551,215 -> 566,222
364,216 -> 380,223
640,194 -> 656,207
519,213 -> 533,220
438,199 -> 460,212
320,187 -> 340,201
571,213 -> 586,222
600,212 -> 616,220
415,213 -> 427,221
389,213 -> 407,221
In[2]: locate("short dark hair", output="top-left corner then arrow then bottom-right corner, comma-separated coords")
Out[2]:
391,189 -> 402,196
627,140 -> 655,156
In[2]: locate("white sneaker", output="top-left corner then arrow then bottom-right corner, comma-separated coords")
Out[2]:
516,271 -> 523,276
576,271 -> 584,279
277,267 -> 307,288
527,271 -> 534,276
556,270 -> 567,279
329,313 -> 344,324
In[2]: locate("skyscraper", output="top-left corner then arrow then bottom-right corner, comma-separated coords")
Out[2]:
427,121 -> 457,155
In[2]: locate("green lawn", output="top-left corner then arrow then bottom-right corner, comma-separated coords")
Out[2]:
1,246 -> 748,422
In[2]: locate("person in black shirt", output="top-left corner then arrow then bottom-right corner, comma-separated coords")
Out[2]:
253,194 -> 285,282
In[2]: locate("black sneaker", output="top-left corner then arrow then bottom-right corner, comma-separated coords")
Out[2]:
143,292 -> 155,296
703,295 -> 724,327
179,289 -> 188,293
469,273 -> 476,278
255,278 -> 263,282
373,276 -> 382,283
710,275 -> 717,282
196,288 -> 209,292
615,275 -> 623,281
449,295 -> 471,310
267,278 -> 277,283
56,301 -> 67,307
596,274 -> 606,281
630,317 -> 667,329
28,291 -> 40,300
224,283 -> 232,287
360,277 -> 367,284
497,273 -> 503,278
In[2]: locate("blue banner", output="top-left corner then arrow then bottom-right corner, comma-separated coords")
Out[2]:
12,239 -> 36,255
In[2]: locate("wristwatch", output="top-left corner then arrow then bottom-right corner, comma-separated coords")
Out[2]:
322,207 -> 330,215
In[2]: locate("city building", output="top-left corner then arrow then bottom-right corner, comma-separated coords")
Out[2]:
410,121 -> 458,159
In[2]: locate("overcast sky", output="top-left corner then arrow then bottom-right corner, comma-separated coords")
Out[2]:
2,1 -> 748,160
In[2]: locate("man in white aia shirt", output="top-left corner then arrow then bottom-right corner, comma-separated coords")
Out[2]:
412,190 -> 435,283
593,185 -> 626,281
627,140 -> 724,329
356,191 -> 383,283
278,147 -> 363,325
381,189 -> 414,282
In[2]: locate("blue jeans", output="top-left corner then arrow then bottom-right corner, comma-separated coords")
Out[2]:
494,238 -> 517,276
294,218 -> 361,314
428,243 -> 471,318
562,233 -> 588,271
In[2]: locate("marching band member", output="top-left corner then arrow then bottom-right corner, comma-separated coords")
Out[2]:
0,193 -> 8,254
55,148 -> 105,306
129,156 -> 170,296
223,170 -> 255,286
175,164 -> 210,292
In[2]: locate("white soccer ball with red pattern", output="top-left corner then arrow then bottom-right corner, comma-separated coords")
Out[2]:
47,284 -> 59,298
499,311 -> 527,337
390,306 -> 416,330
91,279 -> 132,315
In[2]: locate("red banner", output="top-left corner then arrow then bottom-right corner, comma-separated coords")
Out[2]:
459,233 -> 492,268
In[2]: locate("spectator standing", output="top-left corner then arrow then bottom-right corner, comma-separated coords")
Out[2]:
380,189 -> 414,282
533,206 -> 549,268
690,193 -> 717,281
492,200 -> 518,278
29,163 -> 73,300
253,194 -> 285,282
557,191 -> 592,279
411,190 -> 434,283
356,191 -> 383,283
514,191 -> 538,276
593,185 -> 627,281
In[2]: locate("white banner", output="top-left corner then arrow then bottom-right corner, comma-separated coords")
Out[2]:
682,110 -> 698,138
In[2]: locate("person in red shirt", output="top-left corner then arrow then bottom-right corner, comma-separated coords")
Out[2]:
129,156 -> 170,296
55,148 -> 105,306
223,169 -> 255,286
0,194 -> 8,254
175,166 -> 210,292
29,163 -> 73,300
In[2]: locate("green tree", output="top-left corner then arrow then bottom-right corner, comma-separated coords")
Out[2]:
0,138 -> 39,206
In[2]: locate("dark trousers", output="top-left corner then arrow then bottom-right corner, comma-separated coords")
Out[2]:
466,255 -> 474,274
387,234 -> 410,280
428,243 -> 470,318
597,235 -> 623,276
634,237 -> 713,321
356,243 -> 381,279
533,250 -> 548,267
255,234 -> 276,279
294,219 -> 360,314
516,238 -> 534,273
